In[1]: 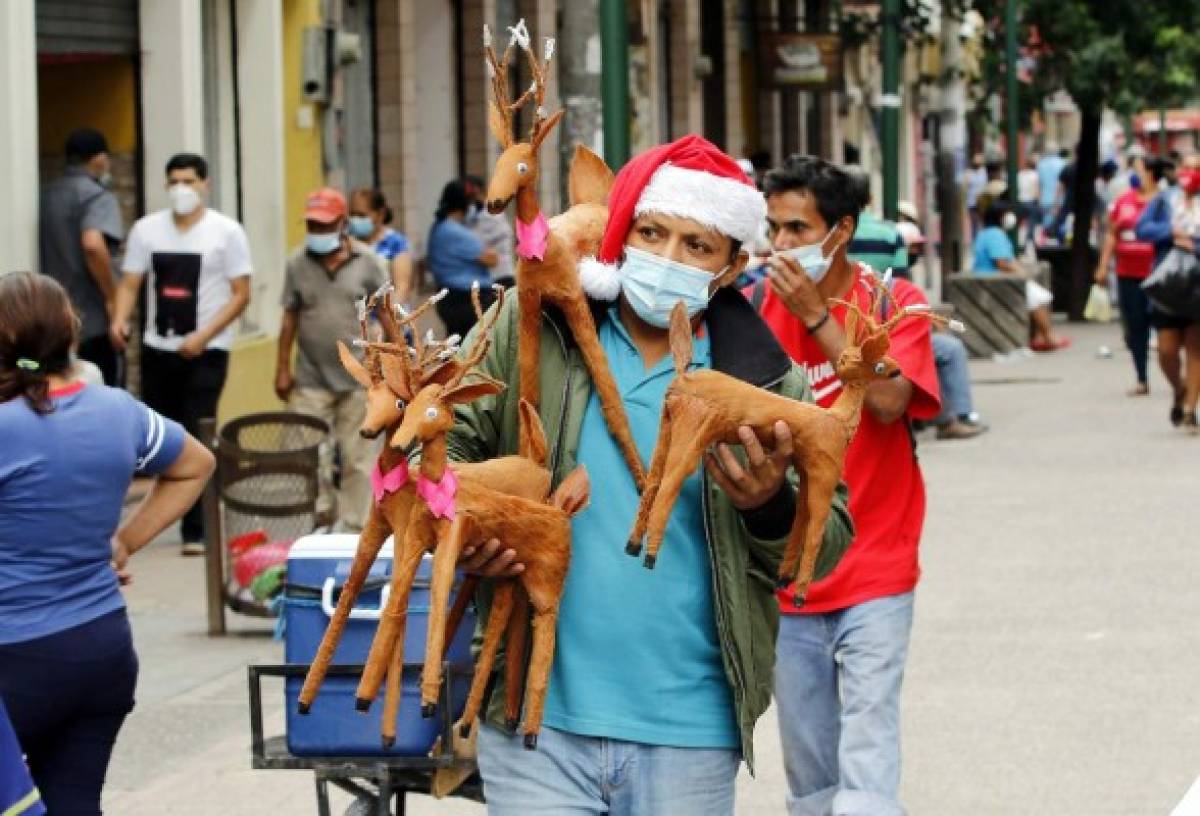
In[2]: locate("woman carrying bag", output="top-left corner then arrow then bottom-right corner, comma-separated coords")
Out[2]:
0,272 -> 215,813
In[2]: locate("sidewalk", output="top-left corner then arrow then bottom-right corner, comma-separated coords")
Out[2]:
102,321 -> 1200,814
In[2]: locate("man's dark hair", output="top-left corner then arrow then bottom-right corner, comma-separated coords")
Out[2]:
1058,147 -> 1070,159
982,200 -> 1010,228
1148,156 -> 1176,183
763,154 -> 861,230
435,180 -> 470,220
463,174 -> 486,191
64,128 -> 108,164
165,153 -> 209,180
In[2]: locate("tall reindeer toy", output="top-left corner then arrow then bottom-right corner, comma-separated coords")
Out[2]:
482,20 -> 646,490
628,281 -> 960,601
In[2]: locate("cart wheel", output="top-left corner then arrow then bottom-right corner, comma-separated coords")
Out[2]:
343,797 -> 389,816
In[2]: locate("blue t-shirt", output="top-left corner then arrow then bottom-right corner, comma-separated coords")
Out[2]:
542,307 -> 739,749
373,228 -> 409,261
1037,155 -> 1066,210
426,218 -> 488,291
0,383 -> 186,644
972,226 -> 1014,274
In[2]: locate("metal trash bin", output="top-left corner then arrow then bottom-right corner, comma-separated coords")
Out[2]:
202,412 -> 329,633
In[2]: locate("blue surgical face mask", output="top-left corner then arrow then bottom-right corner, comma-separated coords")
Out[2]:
776,227 -> 836,283
619,245 -> 726,329
348,216 -> 374,239
306,231 -> 341,255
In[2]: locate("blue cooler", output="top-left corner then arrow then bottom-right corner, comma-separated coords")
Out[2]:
284,534 -> 475,756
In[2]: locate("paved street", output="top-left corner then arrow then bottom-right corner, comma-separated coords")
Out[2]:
101,321 -> 1200,815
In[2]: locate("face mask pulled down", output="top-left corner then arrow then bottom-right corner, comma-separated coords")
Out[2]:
619,245 -> 725,329
775,228 -> 835,284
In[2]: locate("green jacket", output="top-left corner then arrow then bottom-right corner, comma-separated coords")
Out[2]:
445,286 -> 854,769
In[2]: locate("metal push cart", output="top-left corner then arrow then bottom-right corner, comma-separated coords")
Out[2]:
247,663 -> 482,816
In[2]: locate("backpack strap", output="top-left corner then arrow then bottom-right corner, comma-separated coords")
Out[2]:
750,278 -> 767,313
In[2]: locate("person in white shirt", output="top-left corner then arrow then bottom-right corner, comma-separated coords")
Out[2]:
110,153 -> 252,555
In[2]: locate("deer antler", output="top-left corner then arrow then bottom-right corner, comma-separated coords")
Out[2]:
446,284 -> 506,389
483,25 -> 517,148
484,19 -> 556,149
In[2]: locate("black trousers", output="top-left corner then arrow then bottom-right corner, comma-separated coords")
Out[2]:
435,286 -> 499,340
0,611 -> 138,816
140,346 -> 229,542
77,335 -> 122,387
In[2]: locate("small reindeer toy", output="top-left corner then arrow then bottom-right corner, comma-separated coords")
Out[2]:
481,20 -> 646,490
627,276 -> 958,601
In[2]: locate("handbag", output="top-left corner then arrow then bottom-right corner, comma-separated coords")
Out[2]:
1142,247 -> 1200,320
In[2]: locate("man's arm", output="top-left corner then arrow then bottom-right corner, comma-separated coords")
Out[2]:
179,276 -> 251,358
81,229 -> 116,312
109,272 -> 144,351
275,309 -> 298,403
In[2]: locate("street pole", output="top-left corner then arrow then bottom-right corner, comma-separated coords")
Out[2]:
1005,0 -> 1019,245
599,0 -> 630,169
881,0 -> 900,222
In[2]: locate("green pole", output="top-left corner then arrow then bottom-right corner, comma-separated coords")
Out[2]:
881,0 -> 900,222
599,0 -> 630,169
1005,0 -> 1019,245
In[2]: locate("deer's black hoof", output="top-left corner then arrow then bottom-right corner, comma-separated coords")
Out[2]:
355,697 -> 372,713
625,540 -> 642,557
775,575 -> 792,590
524,733 -> 539,750
297,701 -> 311,716
382,734 -> 395,749
643,554 -> 657,570
421,703 -> 436,719
504,717 -> 519,731
459,722 -> 473,739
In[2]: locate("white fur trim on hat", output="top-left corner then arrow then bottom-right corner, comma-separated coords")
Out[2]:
578,255 -> 622,301
634,163 -> 767,247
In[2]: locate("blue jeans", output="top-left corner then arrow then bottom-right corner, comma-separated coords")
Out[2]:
932,332 -> 973,424
1117,276 -> 1151,384
478,724 -> 739,815
774,592 -> 915,816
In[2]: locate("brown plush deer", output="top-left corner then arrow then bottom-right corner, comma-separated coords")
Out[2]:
482,20 -> 646,491
298,287 -> 551,748
385,380 -> 588,750
627,283 -> 952,601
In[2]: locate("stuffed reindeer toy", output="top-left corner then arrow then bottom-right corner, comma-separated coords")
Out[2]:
482,20 -> 646,491
627,277 -> 959,601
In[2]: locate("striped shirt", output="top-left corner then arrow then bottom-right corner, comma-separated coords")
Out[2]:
848,211 -> 909,278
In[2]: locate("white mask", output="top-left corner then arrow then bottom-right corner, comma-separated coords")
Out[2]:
169,183 -> 202,216
1001,212 -> 1018,231
775,227 -> 836,283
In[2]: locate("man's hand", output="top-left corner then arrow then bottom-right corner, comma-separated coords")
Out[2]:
457,539 -> 525,578
109,319 -> 129,352
179,332 -> 207,359
766,255 -> 828,327
1093,266 -> 1108,286
274,368 -> 294,403
1175,235 -> 1196,252
704,422 -> 794,511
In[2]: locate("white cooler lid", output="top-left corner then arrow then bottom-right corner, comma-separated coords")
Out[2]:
288,533 -> 397,560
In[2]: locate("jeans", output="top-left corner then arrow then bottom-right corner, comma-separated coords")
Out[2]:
775,592 -> 915,816
0,610 -> 138,815
477,724 -> 739,816
1117,276 -> 1151,384
77,335 -> 122,387
931,332 -> 973,424
140,346 -> 229,542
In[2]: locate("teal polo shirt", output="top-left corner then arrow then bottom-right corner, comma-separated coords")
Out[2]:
541,306 -> 738,749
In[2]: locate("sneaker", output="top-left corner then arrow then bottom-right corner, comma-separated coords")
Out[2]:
936,419 -> 989,440
181,541 -> 206,556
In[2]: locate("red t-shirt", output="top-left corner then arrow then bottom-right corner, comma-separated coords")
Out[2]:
1110,190 -> 1154,280
751,266 -> 941,615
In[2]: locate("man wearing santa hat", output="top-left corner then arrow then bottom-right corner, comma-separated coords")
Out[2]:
446,134 -> 853,814
750,155 -> 941,816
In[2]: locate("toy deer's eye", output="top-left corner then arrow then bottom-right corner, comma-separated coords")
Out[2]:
516,162 -> 529,175
873,362 -> 886,375
394,398 -> 406,411
424,406 -> 439,420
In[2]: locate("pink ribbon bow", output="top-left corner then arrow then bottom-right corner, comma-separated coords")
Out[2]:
371,459 -> 411,503
416,468 -> 459,521
515,213 -> 550,261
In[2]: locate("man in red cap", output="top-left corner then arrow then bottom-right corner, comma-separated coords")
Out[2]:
275,187 -> 386,531
445,135 -> 854,814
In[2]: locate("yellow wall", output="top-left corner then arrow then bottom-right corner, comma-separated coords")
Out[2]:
217,335 -> 285,423
38,58 -> 138,155
282,0 -> 326,250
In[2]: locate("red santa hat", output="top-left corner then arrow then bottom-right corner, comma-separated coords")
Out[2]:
578,134 -> 767,301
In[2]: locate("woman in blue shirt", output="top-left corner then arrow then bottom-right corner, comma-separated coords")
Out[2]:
0,272 -> 214,813
972,202 -> 1069,351
348,188 -> 414,302
426,180 -> 500,337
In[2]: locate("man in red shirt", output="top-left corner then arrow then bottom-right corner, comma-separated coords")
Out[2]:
753,156 -> 940,816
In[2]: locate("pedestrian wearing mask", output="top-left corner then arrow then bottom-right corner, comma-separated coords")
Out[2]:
276,188 -> 386,531
426,180 -> 500,337
39,128 -> 124,385
110,153 -> 253,555
348,188 -> 413,302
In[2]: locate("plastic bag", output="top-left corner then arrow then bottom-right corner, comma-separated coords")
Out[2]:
1142,247 -> 1200,320
1084,284 -> 1113,322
